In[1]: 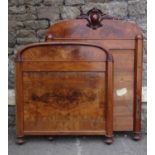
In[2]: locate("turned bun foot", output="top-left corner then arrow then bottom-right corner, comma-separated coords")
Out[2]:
104,136 -> 113,145
16,137 -> 25,145
133,132 -> 141,141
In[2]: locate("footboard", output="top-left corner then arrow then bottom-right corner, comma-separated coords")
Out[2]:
15,42 -> 114,144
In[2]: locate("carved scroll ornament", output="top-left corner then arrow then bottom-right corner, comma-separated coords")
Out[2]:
77,8 -> 115,30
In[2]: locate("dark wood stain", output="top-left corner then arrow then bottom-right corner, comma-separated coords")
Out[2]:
15,8 -> 143,144
31,88 -> 97,109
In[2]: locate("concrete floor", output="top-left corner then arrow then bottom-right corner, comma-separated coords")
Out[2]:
9,127 -> 147,155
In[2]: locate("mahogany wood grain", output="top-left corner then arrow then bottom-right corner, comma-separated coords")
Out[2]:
22,62 -> 106,72
133,35 -> 143,140
15,62 -> 24,144
15,8 -> 143,144
44,40 -> 142,132
45,20 -> 142,40
15,41 -> 114,144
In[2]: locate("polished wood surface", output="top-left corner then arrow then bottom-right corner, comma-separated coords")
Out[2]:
45,19 -> 142,40
45,31 -> 143,132
15,8 -> 143,144
39,41 -> 136,131
16,41 -> 114,144
23,71 -> 106,132
133,35 -> 143,140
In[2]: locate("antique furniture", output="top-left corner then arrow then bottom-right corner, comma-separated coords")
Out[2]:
15,8 -> 143,144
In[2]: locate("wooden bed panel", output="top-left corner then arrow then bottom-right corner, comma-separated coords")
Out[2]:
45,18 -> 142,40
21,45 -> 106,61
15,8 -> 143,144
48,39 -> 136,50
112,50 -> 134,131
15,41 -> 114,141
40,41 -> 135,131
23,71 -> 106,132
22,61 -> 106,72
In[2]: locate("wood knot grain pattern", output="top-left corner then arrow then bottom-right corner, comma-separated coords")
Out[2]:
31,88 -> 97,110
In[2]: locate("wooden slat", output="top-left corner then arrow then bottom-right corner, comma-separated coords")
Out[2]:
51,39 -> 136,50
22,45 -> 106,61
105,61 -> 113,137
22,61 -> 106,72
133,35 -> 143,137
16,62 -> 24,138
24,131 -> 106,135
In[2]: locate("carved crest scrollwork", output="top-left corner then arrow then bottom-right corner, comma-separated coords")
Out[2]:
77,8 -> 115,30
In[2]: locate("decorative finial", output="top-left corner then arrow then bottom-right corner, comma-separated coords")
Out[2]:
77,8 -> 115,30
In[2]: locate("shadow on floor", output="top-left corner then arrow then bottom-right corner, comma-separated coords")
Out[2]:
9,127 -> 147,155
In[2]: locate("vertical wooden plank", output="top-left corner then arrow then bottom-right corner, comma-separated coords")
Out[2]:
105,55 -> 114,144
15,61 -> 24,144
133,35 -> 143,140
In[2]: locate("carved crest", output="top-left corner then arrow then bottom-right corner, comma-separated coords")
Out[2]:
77,8 -> 115,30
